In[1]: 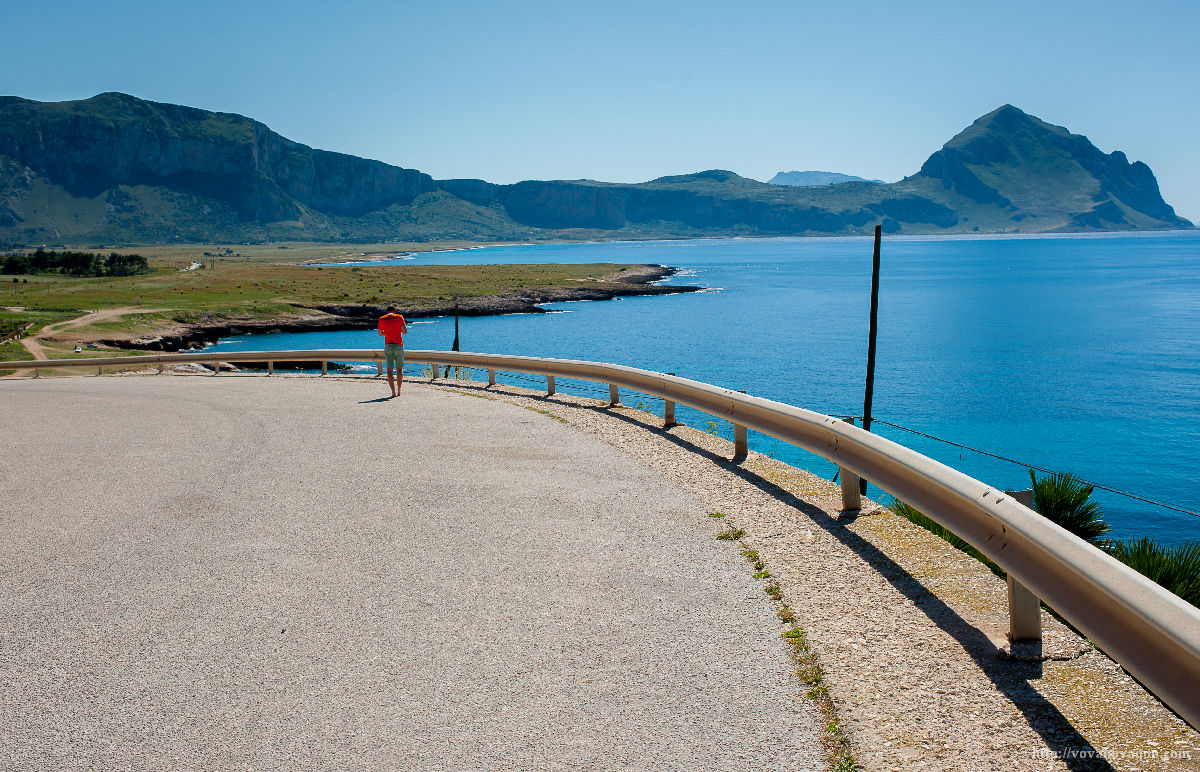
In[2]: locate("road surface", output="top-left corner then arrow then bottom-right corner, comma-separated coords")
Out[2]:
0,375 -> 820,771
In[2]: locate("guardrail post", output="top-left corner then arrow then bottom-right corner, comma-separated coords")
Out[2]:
608,384 -> 620,406
1005,488 -> 1042,642
33,368 -> 40,379
731,389 -> 748,460
212,363 -> 218,376
487,368 -> 496,386
96,365 -> 102,376
662,373 -> 678,427
267,361 -> 274,376
321,360 -> 328,376
157,362 -> 165,375
839,417 -> 862,511
733,424 -> 748,460
546,375 -> 555,396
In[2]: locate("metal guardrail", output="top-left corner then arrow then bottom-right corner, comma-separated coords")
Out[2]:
5,347 -> 1200,729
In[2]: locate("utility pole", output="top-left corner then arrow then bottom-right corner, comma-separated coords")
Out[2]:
452,301 -> 460,352
861,225 -> 882,494
863,225 -> 881,434
446,301 -> 460,378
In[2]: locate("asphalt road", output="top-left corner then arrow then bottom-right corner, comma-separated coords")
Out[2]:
0,375 -> 821,771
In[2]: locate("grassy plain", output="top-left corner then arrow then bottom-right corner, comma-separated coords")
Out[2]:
0,243 -> 640,363
2,261 -> 625,314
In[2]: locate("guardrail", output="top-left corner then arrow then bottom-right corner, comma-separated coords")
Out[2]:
5,347 -> 1199,729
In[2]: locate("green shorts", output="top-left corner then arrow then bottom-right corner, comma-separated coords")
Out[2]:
384,342 -> 404,371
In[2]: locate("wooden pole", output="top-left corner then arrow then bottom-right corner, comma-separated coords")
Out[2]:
861,225 -> 882,494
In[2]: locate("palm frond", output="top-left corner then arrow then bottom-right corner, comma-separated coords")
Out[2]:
1106,538 -> 1200,608
1028,469 -> 1111,545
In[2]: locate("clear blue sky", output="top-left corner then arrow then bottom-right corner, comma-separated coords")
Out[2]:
5,0 -> 1199,221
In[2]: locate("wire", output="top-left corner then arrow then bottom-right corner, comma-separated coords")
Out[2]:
870,418 -> 1200,520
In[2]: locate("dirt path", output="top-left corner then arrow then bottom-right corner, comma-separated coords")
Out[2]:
2,307 -> 160,377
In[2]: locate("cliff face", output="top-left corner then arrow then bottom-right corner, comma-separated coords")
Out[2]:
0,94 -> 1190,244
0,93 -> 436,224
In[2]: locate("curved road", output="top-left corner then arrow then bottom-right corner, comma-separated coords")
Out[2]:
0,376 -> 821,771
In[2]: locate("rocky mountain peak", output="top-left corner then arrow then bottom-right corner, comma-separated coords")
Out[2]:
917,104 -> 1188,228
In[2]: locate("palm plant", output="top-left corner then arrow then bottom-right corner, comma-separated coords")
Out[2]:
1106,538 -> 1200,608
1028,470 -> 1111,546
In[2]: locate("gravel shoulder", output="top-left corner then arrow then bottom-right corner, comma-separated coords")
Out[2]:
419,375 -> 1200,772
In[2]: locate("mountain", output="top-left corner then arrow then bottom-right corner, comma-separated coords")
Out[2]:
0,95 -> 1190,245
913,105 -> 1188,231
768,171 -> 883,186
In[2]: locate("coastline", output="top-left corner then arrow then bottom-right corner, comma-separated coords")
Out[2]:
282,227 -> 1200,274
102,264 -> 700,352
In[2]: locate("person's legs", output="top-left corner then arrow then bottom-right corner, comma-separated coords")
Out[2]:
384,344 -> 399,397
395,345 -> 405,394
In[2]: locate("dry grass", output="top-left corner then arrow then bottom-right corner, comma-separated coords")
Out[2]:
0,260 -> 640,344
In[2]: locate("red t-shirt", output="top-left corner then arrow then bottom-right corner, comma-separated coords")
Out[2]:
378,313 -> 407,344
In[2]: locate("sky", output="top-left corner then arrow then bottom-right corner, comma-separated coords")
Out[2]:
5,0 -> 1199,222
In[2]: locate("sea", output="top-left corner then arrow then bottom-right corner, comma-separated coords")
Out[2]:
206,231 -> 1200,545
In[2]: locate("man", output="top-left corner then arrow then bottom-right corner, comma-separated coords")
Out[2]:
377,306 -> 408,397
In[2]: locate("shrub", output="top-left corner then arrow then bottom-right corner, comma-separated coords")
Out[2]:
1029,470 -> 1111,545
1106,538 -> 1200,608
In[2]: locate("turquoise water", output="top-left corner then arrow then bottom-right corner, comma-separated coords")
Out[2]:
208,232 -> 1200,544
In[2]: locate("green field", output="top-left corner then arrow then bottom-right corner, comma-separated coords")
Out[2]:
0,245 -> 644,366
2,260 -> 627,314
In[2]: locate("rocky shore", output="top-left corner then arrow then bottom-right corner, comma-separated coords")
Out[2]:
106,265 -> 699,352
